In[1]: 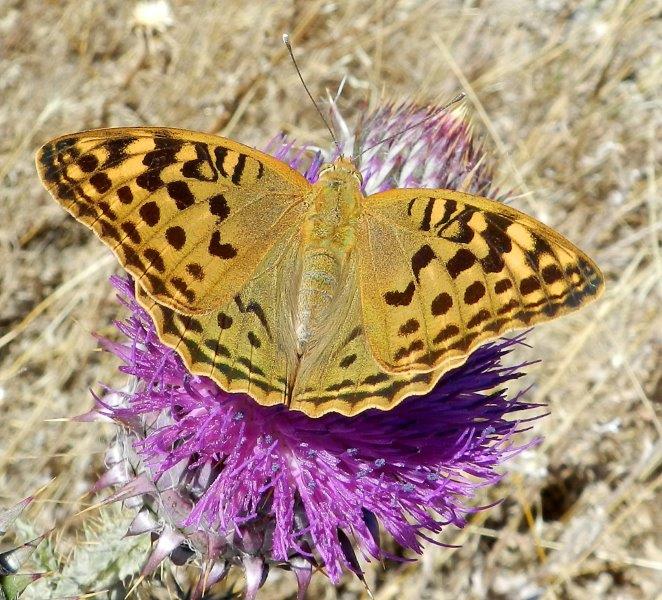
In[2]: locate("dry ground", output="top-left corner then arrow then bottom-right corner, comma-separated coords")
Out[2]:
0,0 -> 660,598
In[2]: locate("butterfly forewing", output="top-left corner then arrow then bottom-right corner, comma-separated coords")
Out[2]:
359,189 -> 604,374
36,128 -> 310,314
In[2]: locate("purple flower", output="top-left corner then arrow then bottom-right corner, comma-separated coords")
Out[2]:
92,103 -> 541,599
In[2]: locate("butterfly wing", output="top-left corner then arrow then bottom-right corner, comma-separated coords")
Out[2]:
36,127 -> 310,314
289,257 -> 440,417
135,225 -> 301,405
359,189 -> 604,374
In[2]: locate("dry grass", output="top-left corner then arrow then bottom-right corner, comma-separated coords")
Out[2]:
0,0 -> 660,598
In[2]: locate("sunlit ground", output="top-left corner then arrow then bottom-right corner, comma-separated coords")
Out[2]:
0,1 -> 659,598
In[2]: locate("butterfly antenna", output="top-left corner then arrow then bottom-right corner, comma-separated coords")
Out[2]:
283,33 -> 340,152
357,92 -> 466,157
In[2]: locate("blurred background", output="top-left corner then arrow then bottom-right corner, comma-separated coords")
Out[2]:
0,0 -> 659,598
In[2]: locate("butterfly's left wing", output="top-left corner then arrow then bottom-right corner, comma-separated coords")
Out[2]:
36,127 -> 312,409
359,189 -> 604,375
36,127 -> 310,314
135,225 -> 301,406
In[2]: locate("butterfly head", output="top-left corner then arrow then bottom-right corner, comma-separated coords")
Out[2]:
318,156 -> 363,188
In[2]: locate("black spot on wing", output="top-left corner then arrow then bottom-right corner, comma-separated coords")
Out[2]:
89,172 -> 112,194
139,201 -> 160,226
171,276 -> 196,304
231,153 -> 247,185
204,339 -> 231,357
166,180 -> 196,210
433,324 -> 460,344
237,356 -> 266,378
117,185 -> 134,204
393,339 -> 424,361
467,309 -> 490,328
186,263 -> 204,280
78,154 -> 99,173
384,281 -> 415,306
103,137 -> 137,168
343,326 -> 363,346
447,249 -> 476,278
431,292 -> 453,315
326,379 -> 354,392
209,193 -> 230,220
411,244 -> 436,282
339,354 -> 357,368
520,276 -> 541,295
121,222 -> 141,244
166,225 -> 186,249
247,331 -> 261,348
464,281 -> 486,305
208,231 -> 237,259
362,372 -> 390,386
419,197 -> 434,231
143,248 -> 165,272
136,170 -> 164,192
214,147 -> 229,178
542,264 -> 564,284
246,301 -> 272,338
398,318 -> 420,336
483,213 -> 513,253
217,312 -> 233,329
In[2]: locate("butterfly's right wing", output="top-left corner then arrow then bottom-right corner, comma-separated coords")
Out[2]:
288,258 -> 439,417
37,127 -> 311,314
358,189 -> 604,375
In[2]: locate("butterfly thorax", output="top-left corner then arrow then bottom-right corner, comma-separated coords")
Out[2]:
294,158 -> 363,353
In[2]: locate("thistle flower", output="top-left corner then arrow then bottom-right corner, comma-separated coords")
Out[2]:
90,103 -> 540,599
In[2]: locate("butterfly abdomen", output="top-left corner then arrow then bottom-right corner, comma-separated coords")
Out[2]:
293,168 -> 362,351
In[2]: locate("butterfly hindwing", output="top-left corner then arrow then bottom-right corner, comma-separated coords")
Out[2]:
135,224 -> 302,405
289,260 -> 442,416
36,127 -> 310,314
359,189 -> 604,374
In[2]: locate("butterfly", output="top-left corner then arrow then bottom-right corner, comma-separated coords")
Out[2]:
36,127 -> 604,417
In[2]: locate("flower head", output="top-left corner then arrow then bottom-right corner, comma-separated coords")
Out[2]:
93,102 -> 540,599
